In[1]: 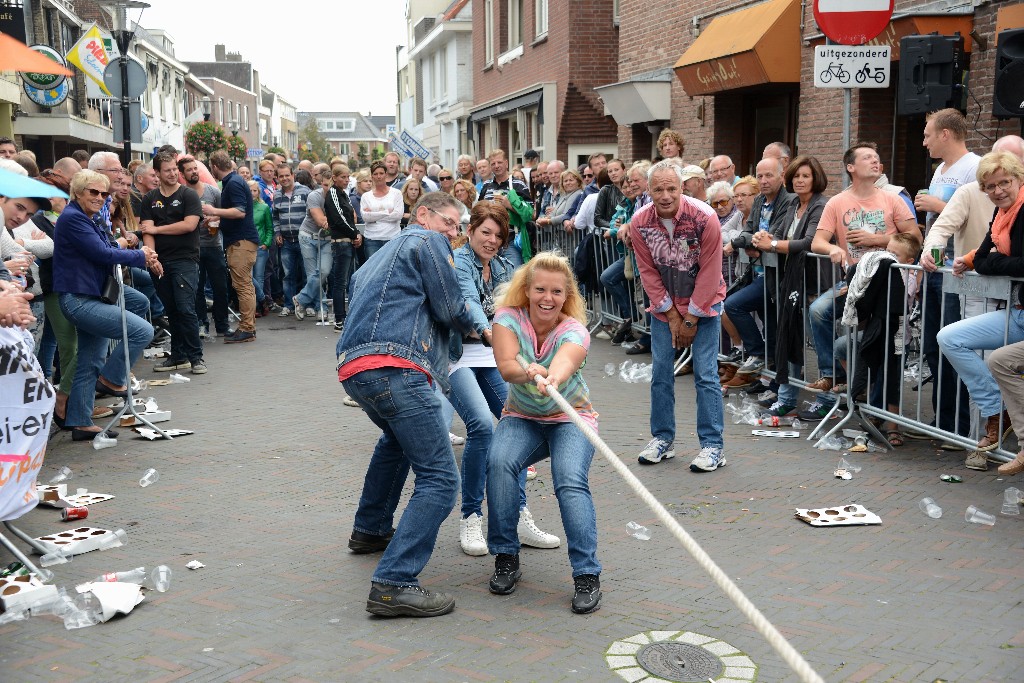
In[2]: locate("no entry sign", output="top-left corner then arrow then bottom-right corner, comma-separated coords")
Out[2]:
814,0 -> 894,46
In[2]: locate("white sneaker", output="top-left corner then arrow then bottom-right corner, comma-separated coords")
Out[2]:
278,307 -> 293,317
459,513 -> 487,556
449,432 -> 465,446
526,465 -> 537,480
637,437 -> 674,465
518,507 -> 560,548
690,446 -> 727,472
305,307 -> 317,317
293,296 -> 305,320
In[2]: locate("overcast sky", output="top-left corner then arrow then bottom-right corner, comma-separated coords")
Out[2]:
136,0 -> 406,115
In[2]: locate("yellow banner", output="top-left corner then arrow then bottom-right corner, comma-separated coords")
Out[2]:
65,22 -> 111,96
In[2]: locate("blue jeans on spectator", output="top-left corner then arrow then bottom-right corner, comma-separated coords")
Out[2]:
650,308 -> 724,449
809,285 -> 842,385
723,274 -> 772,359
157,259 -> 202,363
502,243 -> 523,268
278,239 -> 302,306
777,363 -> 805,406
486,417 -> 600,577
253,245 -> 270,304
130,266 -> 163,317
923,271 -> 971,434
331,241 -> 355,322
362,238 -> 389,262
937,309 -> 1024,419
38,317 -> 56,379
296,232 -> 332,312
343,367 -> 458,587
600,256 -> 634,320
448,365 -> 528,518
59,287 -> 153,428
196,246 -> 229,334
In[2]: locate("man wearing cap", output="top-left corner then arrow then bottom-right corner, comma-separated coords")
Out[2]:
680,165 -> 709,203
522,149 -> 540,186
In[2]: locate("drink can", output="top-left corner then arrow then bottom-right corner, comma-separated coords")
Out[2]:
61,506 -> 89,522
931,247 -> 943,265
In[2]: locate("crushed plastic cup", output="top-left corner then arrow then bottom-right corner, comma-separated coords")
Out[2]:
149,565 -> 172,592
92,432 -> 117,450
139,468 -> 159,487
791,418 -> 803,430
1001,487 -> 1022,516
604,363 -> 615,377
39,549 -> 72,567
168,373 -> 190,383
626,521 -> 651,541
98,528 -> 127,551
49,466 -> 73,484
815,435 -> 852,451
144,397 -> 159,413
919,497 -> 942,519
32,567 -> 55,583
965,505 -> 996,526
837,457 -> 862,474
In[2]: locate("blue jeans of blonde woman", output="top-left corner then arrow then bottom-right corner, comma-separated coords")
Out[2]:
937,308 -> 1024,419
58,287 -> 153,428
447,365 -> 528,518
486,417 -> 600,577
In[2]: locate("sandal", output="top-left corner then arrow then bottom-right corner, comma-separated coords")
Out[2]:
886,430 -> 904,447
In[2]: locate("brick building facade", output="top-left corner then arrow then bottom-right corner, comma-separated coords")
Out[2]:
611,0 -> 1023,194
469,0 -> 620,167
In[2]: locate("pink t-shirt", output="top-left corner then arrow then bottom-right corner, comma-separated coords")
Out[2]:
817,188 -> 915,263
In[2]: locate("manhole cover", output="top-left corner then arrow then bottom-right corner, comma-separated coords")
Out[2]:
636,641 -> 723,682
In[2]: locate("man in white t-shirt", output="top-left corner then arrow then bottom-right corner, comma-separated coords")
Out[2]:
916,108 -> 981,441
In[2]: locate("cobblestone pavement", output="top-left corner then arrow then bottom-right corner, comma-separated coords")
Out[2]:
2,316 -> 1023,682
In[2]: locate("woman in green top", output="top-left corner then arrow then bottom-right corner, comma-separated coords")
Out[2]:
248,180 -> 275,316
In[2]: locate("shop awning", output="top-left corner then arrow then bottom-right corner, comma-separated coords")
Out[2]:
466,89 -> 543,128
594,69 -> 672,126
674,0 -> 801,96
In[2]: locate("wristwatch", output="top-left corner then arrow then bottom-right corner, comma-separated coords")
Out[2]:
683,318 -> 697,328
770,239 -> 778,252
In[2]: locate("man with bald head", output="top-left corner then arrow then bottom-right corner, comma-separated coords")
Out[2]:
708,155 -> 738,186
762,142 -> 791,171
297,159 -> 314,176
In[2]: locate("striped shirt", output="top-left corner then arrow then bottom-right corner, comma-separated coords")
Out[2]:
272,184 -> 311,240
493,306 -> 597,430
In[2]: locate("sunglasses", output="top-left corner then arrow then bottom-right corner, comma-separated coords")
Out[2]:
711,199 -> 730,208
583,173 -> 594,179
439,176 -> 452,181
84,188 -> 111,199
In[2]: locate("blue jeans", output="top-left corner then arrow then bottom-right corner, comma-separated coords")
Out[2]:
486,417 -> 600,577
501,243 -> 523,268
723,274 -> 772,359
278,239 -> 302,304
809,285 -> 842,381
600,256 -> 634,320
937,309 -> 1024,418
156,259 -> 202,363
38,317 -> 56,379
362,238 -> 389,262
331,241 -> 355,321
253,246 -> 270,304
296,232 -> 332,311
131,267 -> 164,317
650,309 -> 724,448
59,287 -> 153,427
448,365 -> 528,518
196,246 -> 229,334
923,272 -> 971,434
343,367 -> 459,587
777,363 -> 805,406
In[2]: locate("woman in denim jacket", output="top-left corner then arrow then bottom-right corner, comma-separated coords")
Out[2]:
450,202 -> 559,556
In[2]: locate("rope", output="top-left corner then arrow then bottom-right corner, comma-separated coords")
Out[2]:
518,356 -> 825,683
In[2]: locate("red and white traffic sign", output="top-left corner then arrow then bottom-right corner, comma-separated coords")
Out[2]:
813,0 -> 894,46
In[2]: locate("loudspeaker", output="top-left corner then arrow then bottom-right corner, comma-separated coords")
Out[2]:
994,29 -> 1024,118
897,33 -> 966,116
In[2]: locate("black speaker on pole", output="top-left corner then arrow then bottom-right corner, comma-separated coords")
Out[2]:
897,32 -> 966,116
994,29 -> 1024,118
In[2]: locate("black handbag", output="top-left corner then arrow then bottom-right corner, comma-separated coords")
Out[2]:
100,274 -> 121,305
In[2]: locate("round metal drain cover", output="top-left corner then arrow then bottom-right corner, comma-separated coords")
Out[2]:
635,641 -> 723,682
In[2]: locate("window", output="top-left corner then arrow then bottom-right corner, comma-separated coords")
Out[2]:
484,0 -> 494,64
260,119 -> 268,143
508,0 -> 523,48
340,143 -> 350,156
235,102 -> 241,127
439,45 -> 448,99
535,0 -> 547,37
244,105 -> 249,130
337,119 -> 355,132
218,98 -> 224,124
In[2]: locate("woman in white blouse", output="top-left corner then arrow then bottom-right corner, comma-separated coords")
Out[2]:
359,160 -> 404,261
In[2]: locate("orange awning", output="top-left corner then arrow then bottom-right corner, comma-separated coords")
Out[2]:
0,32 -> 73,76
674,0 -> 801,96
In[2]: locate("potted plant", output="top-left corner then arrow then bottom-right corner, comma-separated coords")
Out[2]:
184,121 -> 227,161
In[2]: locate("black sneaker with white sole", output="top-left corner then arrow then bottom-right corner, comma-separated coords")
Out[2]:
489,553 -> 521,595
571,574 -> 602,614
366,582 -> 455,617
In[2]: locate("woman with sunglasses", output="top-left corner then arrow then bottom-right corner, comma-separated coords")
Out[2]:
53,170 -> 159,441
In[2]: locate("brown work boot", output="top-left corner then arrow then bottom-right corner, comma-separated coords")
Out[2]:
997,450 -> 1024,476
722,372 -> 757,389
719,365 -> 737,384
977,411 -> 1012,452
805,377 -> 834,393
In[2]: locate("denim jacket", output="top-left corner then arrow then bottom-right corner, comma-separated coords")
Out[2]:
450,245 -> 515,360
336,226 -> 474,392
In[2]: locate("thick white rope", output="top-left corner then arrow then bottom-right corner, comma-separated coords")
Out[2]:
519,357 -> 825,683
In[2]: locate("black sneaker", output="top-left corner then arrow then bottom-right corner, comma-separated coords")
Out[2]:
154,358 -> 190,372
366,582 -> 456,617
571,574 -> 602,614
348,529 -> 394,554
610,320 -> 633,345
797,399 -> 835,421
717,347 -> 743,366
488,553 -> 521,595
744,379 -> 770,395
224,330 -> 256,344
334,321 -> 344,333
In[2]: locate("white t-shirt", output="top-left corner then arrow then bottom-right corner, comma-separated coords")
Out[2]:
926,151 -> 980,231
449,342 -> 497,374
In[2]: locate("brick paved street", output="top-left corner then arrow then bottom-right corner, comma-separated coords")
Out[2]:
2,316 -> 1023,682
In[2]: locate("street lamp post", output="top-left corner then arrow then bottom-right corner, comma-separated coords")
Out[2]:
99,0 -> 150,168
229,119 -> 240,163
200,97 -> 212,122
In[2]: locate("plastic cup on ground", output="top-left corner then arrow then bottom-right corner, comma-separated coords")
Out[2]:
1001,487 -> 1021,516
965,505 -> 996,526
139,468 -> 159,487
626,521 -> 651,541
98,528 -> 128,551
918,497 -> 942,519
49,466 -> 73,484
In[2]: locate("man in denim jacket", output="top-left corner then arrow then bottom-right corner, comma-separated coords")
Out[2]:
337,192 -> 475,618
